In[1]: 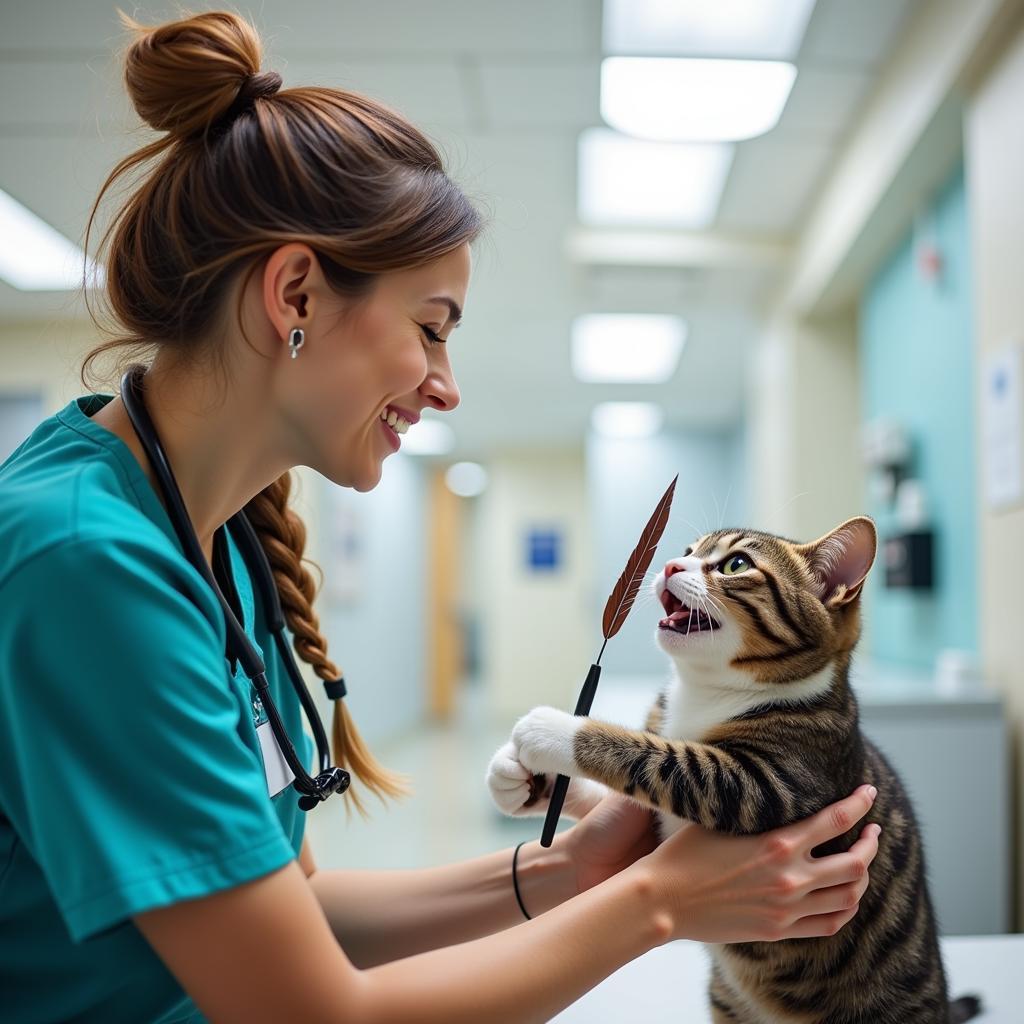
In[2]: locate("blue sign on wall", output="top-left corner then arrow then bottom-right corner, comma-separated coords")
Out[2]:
526,528 -> 563,572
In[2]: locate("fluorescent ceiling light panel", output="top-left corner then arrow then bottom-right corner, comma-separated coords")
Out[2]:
0,188 -> 104,291
445,462 -> 488,497
399,417 -> 455,456
604,0 -> 817,60
601,58 -> 797,142
578,128 -> 733,228
572,314 -> 686,383
591,402 -> 664,438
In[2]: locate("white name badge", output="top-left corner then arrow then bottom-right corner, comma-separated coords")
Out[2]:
256,720 -> 295,797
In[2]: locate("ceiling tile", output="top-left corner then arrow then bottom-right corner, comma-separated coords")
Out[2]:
0,57 -> 130,132
0,135 -> 136,245
259,0 -> 597,57
0,1 -> 599,57
290,58 -> 471,131
0,0 -> 123,52
477,59 -> 600,130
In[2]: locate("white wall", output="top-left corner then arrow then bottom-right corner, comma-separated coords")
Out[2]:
476,447 -> 592,722
747,311 -> 864,542
314,458 -> 428,748
0,320 -> 102,412
965,14 -> 1024,926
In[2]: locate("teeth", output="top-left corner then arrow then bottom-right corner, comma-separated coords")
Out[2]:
380,408 -> 411,435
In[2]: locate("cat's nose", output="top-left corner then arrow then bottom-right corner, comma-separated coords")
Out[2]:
665,561 -> 684,579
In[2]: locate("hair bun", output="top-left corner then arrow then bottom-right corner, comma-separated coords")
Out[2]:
215,70 -> 282,128
120,10 -> 268,138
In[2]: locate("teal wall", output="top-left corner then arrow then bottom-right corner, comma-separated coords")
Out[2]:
860,165 -> 977,669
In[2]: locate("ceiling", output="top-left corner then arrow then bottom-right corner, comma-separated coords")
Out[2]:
0,0 -> 917,456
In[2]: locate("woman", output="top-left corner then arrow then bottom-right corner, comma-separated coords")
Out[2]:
0,12 -> 881,1023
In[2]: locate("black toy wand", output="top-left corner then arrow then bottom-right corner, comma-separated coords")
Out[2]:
539,474 -> 678,848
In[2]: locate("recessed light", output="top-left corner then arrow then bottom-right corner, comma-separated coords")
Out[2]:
445,462 -> 488,497
591,402 -> 664,438
578,128 -> 733,228
603,0 -> 817,61
601,58 -> 797,142
572,314 -> 686,382
0,188 -> 104,291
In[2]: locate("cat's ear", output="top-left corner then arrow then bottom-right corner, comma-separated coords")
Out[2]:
795,516 -> 877,608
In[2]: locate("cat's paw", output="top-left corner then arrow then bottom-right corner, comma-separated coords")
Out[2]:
511,705 -> 581,778
486,741 -> 548,816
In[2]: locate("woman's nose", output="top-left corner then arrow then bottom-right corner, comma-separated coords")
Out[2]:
422,359 -> 460,412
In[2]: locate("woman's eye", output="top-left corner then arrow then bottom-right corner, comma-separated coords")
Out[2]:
419,324 -> 444,346
721,554 -> 752,575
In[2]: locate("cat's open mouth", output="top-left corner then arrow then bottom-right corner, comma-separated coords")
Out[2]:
658,591 -> 720,633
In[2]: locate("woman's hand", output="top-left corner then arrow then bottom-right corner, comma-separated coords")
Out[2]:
632,784 -> 881,944
557,791 -> 661,895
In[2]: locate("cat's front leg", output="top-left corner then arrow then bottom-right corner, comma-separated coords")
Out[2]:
486,735 -> 607,819
506,707 -> 612,817
514,711 -> 798,833
511,705 -> 582,778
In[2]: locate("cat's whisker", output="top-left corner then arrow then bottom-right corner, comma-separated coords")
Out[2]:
766,490 -> 811,525
703,595 -> 727,622
676,514 -> 705,542
700,502 -> 711,536
700,597 -> 717,642
719,481 -> 734,531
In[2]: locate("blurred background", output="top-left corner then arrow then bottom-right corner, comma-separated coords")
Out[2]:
1,0 -> 1020,937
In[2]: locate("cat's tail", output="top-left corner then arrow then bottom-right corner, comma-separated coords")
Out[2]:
949,993 -> 983,1022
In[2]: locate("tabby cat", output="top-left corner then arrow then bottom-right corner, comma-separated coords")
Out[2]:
488,516 -> 981,1024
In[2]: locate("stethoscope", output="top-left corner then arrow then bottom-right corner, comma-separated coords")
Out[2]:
120,364 -> 350,811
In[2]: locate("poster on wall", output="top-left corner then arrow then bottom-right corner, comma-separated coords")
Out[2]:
525,526 -> 564,573
324,486 -> 364,603
981,340 -> 1023,510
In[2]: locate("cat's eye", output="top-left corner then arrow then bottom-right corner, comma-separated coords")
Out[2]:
721,554 -> 752,575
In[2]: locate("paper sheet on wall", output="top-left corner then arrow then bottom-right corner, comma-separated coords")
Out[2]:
982,341 -> 1023,510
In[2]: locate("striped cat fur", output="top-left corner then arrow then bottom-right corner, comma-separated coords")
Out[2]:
493,516 -> 981,1024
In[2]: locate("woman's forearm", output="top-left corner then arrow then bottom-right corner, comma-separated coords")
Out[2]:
352,865 -> 670,1024
309,838 -> 578,968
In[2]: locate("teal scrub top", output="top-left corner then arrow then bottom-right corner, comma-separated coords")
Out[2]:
0,394 -> 313,1023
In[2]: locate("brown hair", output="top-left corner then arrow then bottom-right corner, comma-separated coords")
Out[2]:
81,9 -> 483,815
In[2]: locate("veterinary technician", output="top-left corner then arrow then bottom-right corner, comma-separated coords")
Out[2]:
0,11 -> 881,1023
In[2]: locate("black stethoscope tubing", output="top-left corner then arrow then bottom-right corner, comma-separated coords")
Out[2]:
120,364 -> 349,810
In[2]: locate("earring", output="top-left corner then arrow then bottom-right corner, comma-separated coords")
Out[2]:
288,327 -> 305,359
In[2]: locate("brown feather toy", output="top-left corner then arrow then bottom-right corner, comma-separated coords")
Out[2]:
539,474 -> 678,847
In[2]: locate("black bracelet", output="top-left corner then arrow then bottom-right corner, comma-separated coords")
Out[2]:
512,840 -> 532,920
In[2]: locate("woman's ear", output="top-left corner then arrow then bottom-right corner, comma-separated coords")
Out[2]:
261,243 -> 327,342
795,516 -> 877,608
